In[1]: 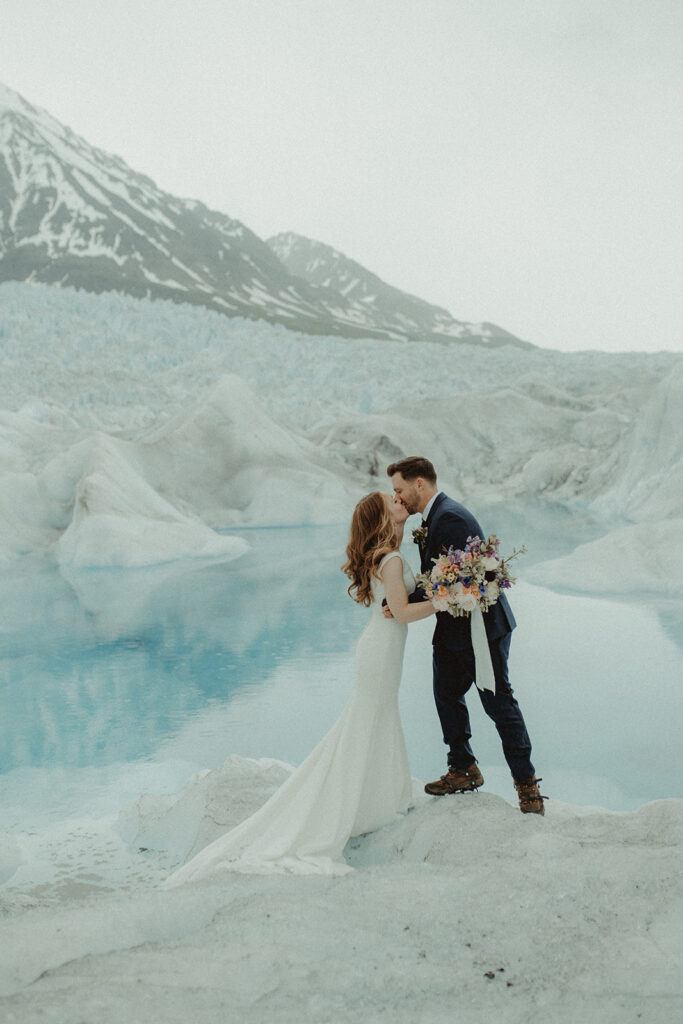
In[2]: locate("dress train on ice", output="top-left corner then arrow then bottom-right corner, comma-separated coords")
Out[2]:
165,553 -> 415,882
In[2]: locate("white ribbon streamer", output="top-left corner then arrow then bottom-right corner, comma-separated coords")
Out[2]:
470,605 -> 496,693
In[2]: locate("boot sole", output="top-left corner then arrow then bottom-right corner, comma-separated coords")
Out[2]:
424,780 -> 484,796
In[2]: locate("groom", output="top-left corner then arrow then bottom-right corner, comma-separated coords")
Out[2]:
387,456 -> 545,815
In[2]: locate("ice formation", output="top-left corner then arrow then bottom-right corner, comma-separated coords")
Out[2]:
0,282 -> 680,591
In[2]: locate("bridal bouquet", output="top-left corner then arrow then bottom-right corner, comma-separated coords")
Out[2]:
416,534 -> 526,618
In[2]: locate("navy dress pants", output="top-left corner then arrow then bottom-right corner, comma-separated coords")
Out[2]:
432,632 -> 535,782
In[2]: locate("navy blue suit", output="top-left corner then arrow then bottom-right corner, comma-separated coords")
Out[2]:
415,493 -> 534,781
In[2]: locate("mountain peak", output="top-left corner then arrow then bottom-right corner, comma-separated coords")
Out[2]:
0,81 -> 33,115
268,232 -> 531,347
0,84 -> 531,348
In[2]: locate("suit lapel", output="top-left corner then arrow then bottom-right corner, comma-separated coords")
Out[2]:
424,491 -> 447,531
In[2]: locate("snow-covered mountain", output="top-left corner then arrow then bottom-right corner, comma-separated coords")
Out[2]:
0,82 -> 528,347
268,231 -> 528,347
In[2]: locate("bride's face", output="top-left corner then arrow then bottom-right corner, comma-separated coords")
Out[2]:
386,493 -> 409,527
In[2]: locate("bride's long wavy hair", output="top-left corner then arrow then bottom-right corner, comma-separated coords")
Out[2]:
342,491 -> 397,606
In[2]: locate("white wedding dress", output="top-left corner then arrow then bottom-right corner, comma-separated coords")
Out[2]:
166,552 -> 415,883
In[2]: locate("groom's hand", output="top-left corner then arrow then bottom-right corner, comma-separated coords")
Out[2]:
381,598 -> 394,619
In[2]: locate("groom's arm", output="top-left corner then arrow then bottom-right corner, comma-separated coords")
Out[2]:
382,585 -> 428,617
382,586 -> 425,609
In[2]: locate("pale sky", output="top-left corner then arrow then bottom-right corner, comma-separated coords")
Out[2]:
2,0 -> 681,352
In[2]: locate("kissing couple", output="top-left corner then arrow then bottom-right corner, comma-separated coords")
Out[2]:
166,457 -> 544,885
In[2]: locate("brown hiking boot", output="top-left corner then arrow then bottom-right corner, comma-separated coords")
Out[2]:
424,762 -> 484,796
514,776 -> 547,815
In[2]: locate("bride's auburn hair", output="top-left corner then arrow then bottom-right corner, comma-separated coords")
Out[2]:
342,491 -> 397,606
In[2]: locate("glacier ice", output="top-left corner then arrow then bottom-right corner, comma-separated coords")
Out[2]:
0,280 -> 680,591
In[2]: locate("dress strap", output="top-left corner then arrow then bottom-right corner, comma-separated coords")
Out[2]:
378,551 -> 403,574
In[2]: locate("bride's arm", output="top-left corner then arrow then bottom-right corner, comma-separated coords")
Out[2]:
381,556 -> 435,624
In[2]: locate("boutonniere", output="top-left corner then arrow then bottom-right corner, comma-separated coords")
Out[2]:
412,525 -> 428,546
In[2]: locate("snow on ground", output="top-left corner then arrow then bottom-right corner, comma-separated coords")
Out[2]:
0,757 -> 681,1023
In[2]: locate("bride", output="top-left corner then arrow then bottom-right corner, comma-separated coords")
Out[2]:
165,491 -> 435,883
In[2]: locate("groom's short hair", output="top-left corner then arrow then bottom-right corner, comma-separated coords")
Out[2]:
386,457 -> 437,484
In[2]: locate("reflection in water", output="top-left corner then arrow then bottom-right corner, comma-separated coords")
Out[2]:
0,526 -> 356,773
1,505 -> 682,817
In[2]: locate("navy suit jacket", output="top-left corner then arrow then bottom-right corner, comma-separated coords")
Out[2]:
413,492 -> 516,651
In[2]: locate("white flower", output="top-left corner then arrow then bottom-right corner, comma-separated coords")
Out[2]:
482,556 -> 499,571
457,592 -> 479,613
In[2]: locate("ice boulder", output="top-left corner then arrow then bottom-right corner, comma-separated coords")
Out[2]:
593,361 -> 683,521
526,517 -> 683,596
0,472 -> 59,561
116,755 -> 293,868
0,830 -> 22,886
0,408 -> 73,561
136,374 -> 352,526
55,433 -> 249,568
